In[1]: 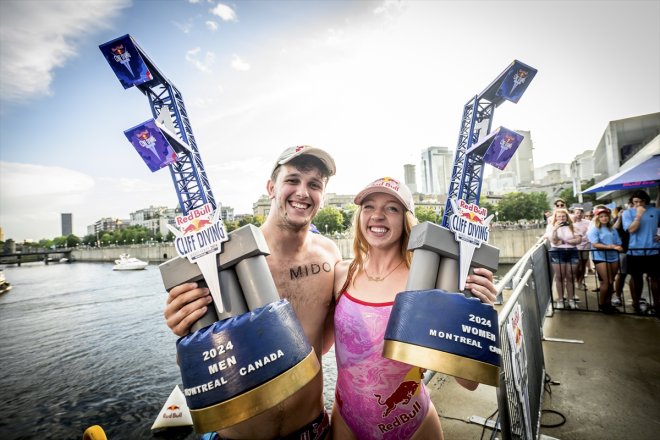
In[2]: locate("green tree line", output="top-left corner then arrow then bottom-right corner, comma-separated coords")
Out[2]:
2,185 -> 605,250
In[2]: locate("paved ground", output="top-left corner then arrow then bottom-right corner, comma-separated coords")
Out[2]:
429,309 -> 660,439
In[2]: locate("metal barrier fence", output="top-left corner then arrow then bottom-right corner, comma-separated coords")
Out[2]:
493,241 -> 658,439
495,238 -> 549,440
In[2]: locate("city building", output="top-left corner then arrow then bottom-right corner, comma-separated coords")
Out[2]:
533,163 -> 572,186
252,195 -> 271,218
129,206 -> 180,236
61,213 -> 72,236
590,112 -> 660,205
420,146 -> 453,195
220,205 -> 235,222
404,164 -> 418,194
87,218 -> 125,236
324,193 -> 355,210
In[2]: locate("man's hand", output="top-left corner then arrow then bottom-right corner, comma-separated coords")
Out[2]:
465,267 -> 497,305
164,282 -> 213,336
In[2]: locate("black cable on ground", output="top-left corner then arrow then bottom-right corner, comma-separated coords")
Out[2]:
541,409 -> 567,428
480,408 -> 499,440
541,372 -> 567,428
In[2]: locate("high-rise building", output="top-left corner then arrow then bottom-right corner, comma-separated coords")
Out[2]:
61,213 -> 72,236
420,147 -> 453,195
403,164 -> 417,193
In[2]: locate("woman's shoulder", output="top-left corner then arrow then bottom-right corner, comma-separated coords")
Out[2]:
333,260 -> 352,299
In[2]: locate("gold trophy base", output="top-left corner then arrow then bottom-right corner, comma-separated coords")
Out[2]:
190,349 -> 320,432
383,340 -> 500,387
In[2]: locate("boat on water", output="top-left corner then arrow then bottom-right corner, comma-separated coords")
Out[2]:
112,254 -> 148,271
0,270 -> 12,294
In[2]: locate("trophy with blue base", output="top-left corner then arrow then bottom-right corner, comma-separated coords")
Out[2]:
382,60 -> 535,387
382,202 -> 502,386
100,34 -> 320,434
159,208 -> 320,433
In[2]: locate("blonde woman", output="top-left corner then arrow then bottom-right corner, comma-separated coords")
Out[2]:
332,177 -> 497,439
545,208 -> 581,309
587,206 -> 623,313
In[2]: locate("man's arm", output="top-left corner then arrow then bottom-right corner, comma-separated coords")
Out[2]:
627,206 -> 645,233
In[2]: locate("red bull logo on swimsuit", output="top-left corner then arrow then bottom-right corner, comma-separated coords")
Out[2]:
373,367 -> 425,433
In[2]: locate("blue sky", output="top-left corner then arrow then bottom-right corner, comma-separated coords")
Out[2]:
1,0 -> 659,242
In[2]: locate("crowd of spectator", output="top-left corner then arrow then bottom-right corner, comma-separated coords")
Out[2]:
543,189 -> 659,317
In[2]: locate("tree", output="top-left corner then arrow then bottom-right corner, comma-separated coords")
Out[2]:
480,201 -> 497,217
496,192 -> 548,222
414,206 -> 441,224
238,215 -> 264,228
65,234 -> 81,247
224,220 -> 240,233
313,206 -> 345,234
341,204 -> 358,231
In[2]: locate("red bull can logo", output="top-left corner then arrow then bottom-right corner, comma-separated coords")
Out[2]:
374,380 -> 419,417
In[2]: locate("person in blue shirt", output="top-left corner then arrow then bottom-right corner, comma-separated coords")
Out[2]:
587,206 -> 623,313
622,189 -> 660,316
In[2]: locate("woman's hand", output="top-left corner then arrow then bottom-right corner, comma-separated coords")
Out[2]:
465,268 -> 498,305
164,282 -> 213,336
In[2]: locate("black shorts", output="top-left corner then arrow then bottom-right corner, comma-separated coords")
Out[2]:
627,254 -> 660,279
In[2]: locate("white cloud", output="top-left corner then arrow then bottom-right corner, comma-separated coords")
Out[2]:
186,47 -> 216,73
0,0 -> 131,103
231,54 -> 250,71
173,18 -> 195,34
0,162 -> 95,197
0,161 -> 177,241
206,20 -> 219,31
373,0 -> 407,17
210,3 -> 237,21
0,162 -> 95,240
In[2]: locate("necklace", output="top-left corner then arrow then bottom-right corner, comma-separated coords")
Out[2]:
364,260 -> 404,282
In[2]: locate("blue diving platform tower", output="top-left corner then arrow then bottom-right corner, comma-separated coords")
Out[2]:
442,60 -> 537,227
99,34 -> 216,214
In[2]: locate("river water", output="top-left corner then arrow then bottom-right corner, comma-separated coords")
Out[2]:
0,262 -> 338,440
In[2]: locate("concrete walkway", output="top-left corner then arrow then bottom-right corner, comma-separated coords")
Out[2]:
430,310 -> 660,439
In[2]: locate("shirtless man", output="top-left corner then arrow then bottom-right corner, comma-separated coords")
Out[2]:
164,145 -> 341,439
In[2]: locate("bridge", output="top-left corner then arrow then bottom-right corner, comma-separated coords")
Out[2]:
0,249 -> 73,266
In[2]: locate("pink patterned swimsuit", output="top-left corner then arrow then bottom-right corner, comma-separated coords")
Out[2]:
334,291 -> 430,439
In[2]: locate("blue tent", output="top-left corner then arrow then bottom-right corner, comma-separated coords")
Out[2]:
582,154 -> 660,194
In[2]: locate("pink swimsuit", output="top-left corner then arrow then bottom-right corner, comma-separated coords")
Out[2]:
334,291 -> 430,439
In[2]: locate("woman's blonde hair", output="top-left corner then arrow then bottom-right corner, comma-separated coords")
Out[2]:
592,205 -> 613,229
339,206 -> 418,294
552,208 -> 574,233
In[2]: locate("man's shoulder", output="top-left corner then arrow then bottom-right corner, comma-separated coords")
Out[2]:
308,233 -> 342,259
